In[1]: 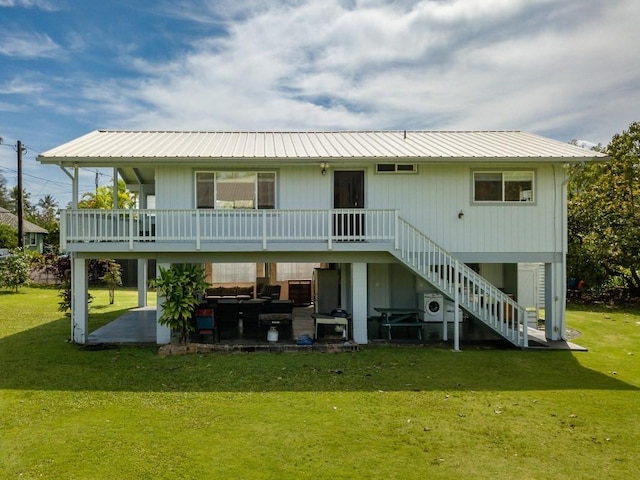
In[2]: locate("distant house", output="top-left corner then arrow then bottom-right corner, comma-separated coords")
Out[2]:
37,130 -> 607,347
0,207 -> 48,253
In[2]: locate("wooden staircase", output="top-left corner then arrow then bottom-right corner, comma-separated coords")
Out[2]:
391,217 -> 529,347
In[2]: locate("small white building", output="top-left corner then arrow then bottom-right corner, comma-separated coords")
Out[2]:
37,130 -> 606,347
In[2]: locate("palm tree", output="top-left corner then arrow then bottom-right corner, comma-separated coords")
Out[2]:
37,194 -> 59,223
78,180 -> 137,209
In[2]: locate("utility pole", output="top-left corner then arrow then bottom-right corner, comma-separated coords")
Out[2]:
17,140 -> 25,249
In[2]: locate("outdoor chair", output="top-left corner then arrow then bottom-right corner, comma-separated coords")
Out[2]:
259,284 -> 281,301
240,299 -> 266,339
214,299 -> 241,340
195,308 -> 216,343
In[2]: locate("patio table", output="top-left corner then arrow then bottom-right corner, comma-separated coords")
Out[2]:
374,307 -> 424,340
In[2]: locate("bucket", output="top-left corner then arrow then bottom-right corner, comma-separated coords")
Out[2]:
267,326 -> 279,343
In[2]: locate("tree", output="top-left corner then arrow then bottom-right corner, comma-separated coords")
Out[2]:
9,186 -> 36,217
100,260 -> 122,304
0,174 -> 10,210
568,121 -> 640,295
78,180 -> 136,209
37,194 -> 59,223
0,224 -> 17,249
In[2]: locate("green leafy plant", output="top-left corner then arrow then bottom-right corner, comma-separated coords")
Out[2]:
57,274 -> 93,313
0,248 -> 31,291
148,263 -> 208,345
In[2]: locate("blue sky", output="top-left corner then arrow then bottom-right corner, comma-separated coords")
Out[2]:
1,0 -> 639,207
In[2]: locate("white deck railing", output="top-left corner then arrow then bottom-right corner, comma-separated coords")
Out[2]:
60,208 -> 397,250
394,217 -> 528,347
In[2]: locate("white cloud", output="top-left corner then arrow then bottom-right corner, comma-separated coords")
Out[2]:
0,31 -> 63,58
24,0 -> 640,145
0,0 -> 58,11
0,78 -> 44,95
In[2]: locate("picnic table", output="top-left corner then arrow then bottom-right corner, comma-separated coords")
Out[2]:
375,307 -> 424,340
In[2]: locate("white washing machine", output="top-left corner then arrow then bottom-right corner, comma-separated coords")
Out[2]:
422,293 -> 444,322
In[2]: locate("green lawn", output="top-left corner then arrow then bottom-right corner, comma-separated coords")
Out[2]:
1,287 -> 638,479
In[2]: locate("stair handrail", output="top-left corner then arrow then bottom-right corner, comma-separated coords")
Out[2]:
394,217 -> 528,347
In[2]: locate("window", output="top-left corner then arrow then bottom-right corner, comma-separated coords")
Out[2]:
277,263 -> 320,281
473,171 -> 534,202
196,172 -> 275,209
376,163 -> 417,174
212,263 -> 256,283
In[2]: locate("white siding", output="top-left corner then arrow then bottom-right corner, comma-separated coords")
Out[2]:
368,163 -> 562,254
156,166 -> 193,209
153,162 -> 564,256
278,166 -> 330,209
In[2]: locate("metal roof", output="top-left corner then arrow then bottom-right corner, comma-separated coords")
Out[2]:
38,130 -> 607,163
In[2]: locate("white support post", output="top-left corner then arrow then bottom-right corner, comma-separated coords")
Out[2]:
453,260 -> 460,351
351,263 -> 368,344
155,262 -> 171,344
72,165 -> 79,209
137,259 -> 148,307
545,262 -> 565,341
71,255 -> 88,344
112,167 -> 118,210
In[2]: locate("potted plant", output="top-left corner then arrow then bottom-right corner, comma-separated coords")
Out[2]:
148,263 -> 208,345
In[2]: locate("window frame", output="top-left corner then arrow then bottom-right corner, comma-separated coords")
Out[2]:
375,163 -> 418,174
195,171 -> 276,209
472,169 -> 536,204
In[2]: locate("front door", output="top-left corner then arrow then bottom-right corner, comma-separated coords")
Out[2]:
333,170 -> 365,239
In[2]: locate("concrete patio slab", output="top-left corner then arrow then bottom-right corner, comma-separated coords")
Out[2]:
87,307 -> 157,344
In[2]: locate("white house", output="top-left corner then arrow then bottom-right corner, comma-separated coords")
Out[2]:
37,130 -> 607,347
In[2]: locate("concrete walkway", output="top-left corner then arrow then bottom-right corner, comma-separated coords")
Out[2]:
87,307 -> 157,344
526,327 -> 588,351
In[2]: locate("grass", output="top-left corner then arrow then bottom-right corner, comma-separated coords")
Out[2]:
1,286 -> 639,479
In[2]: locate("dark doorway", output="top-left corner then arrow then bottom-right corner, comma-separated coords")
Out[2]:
333,170 -> 365,239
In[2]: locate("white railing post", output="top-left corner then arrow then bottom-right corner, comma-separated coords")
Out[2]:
327,210 -> 332,250
129,211 -> 134,250
196,209 -> 201,250
262,210 -> 267,250
394,210 -> 399,250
